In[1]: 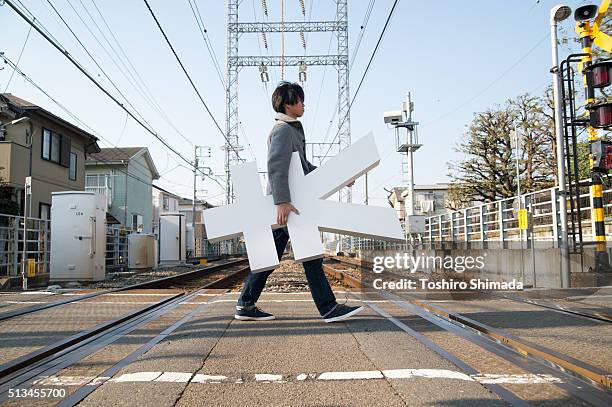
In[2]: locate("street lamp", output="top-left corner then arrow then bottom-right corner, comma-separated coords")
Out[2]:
0,116 -> 30,140
550,4 -> 571,288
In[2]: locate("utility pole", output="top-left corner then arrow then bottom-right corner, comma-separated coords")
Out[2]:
384,92 -> 422,236
550,4 -> 572,288
193,146 -> 212,228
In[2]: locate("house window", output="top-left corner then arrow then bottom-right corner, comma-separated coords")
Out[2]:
162,195 -> 169,211
132,214 -> 143,232
42,128 -> 71,167
69,152 -> 77,181
39,203 -> 51,220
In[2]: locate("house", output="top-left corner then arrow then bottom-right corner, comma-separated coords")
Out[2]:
85,147 -> 159,233
152,184 -> 181,235
388,184 -> 452,221
0,93 -> 101,218
177,197 -> 214,226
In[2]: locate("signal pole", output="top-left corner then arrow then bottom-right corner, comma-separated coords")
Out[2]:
575,6 -> 612,273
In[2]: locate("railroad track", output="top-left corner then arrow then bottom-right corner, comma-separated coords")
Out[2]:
0,258 -> 249,322
322,259 -> 612,407
0,259 -> 251,404
329,255 -> 612,323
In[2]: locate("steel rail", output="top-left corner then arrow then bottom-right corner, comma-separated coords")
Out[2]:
0,258 -> 248,322
0,264 -> 250,400
328,255 -> 612,323
323,264 -> 612,405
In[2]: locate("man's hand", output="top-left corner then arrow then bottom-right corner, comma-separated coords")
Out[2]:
277,202 -> 299,225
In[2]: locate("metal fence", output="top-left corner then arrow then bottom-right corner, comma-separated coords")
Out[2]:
0,214 -> 135,278
423,181 -> 612,247
106,225 -> 129,271
0,214 -> 50,278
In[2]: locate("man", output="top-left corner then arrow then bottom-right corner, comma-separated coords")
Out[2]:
234,81 -> 364,323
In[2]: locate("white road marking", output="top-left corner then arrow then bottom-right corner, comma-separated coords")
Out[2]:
254,374 -> 284,382
191,374 -> 228,383
33,376 -> 93,386
317,371 -> 383,380
154,372 -> 193,383
33,369 -> 563,386
110,372 -> 162,382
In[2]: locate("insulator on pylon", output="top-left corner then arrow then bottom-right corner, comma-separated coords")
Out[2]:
261,0 -> 268,16
299,31 -> 306,49
298,62 -> 307,83
261,32 -> 268,49
299,0 -> 306,16
259,65 -> 270,83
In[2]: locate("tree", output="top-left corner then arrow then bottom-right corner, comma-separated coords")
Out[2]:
448,93 -> 557,205
510,93 -> 557,191
448,105 -> 517,203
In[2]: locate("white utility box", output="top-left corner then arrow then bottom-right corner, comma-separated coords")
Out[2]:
50,191 -> 107,281
128,233 -> 156,270
405,215 -> 426,234
159,213 -> 186,264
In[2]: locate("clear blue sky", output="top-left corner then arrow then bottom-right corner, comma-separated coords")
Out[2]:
0,0 -> 592,206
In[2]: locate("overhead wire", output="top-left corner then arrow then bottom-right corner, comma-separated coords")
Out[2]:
3,24 -> 32,92
141,0 -> 243,160
84,0 -> 195,147
187,0 -> 226,91
320,0 -> 400,161
0,52 -> 220,201
313,0 -> 376,142
421,31 -> 551,127
2,0 -> 196,169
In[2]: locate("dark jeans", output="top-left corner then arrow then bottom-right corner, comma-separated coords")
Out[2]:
237,228 -> 337,316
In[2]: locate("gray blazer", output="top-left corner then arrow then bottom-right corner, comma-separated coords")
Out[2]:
267,113 -> 317,204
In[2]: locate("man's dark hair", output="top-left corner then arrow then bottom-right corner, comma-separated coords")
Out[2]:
271,81 -> 304,113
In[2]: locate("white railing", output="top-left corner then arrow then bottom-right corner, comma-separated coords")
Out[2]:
85,186 -> 112,207
323,180 -> 611,252
0,214 -> 50,278
423,182 -> 611,246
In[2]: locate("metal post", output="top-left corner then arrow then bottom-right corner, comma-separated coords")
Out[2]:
498,201 -> 505,245
22,176 -> 31,290
479,205 -> 485,242
551,9 -> 571,286
193,149 -> 198,230
463,209 -> 469,246
514,125 -> 525,283
365,172 -> 368,205
551,188 -> 560,243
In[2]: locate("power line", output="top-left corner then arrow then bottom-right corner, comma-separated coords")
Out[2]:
315,0 -> 376,142
0,53 -> 170,190
320,0 -> 400,161
81,0 -> 195,147
42,0 -> 157,135
3,24 -> 32,92
187,0 -> 226,91
3,0 -> 196,169
421,31 -> 551,127
142,0 -> 243,160
0,52 -> 217,197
